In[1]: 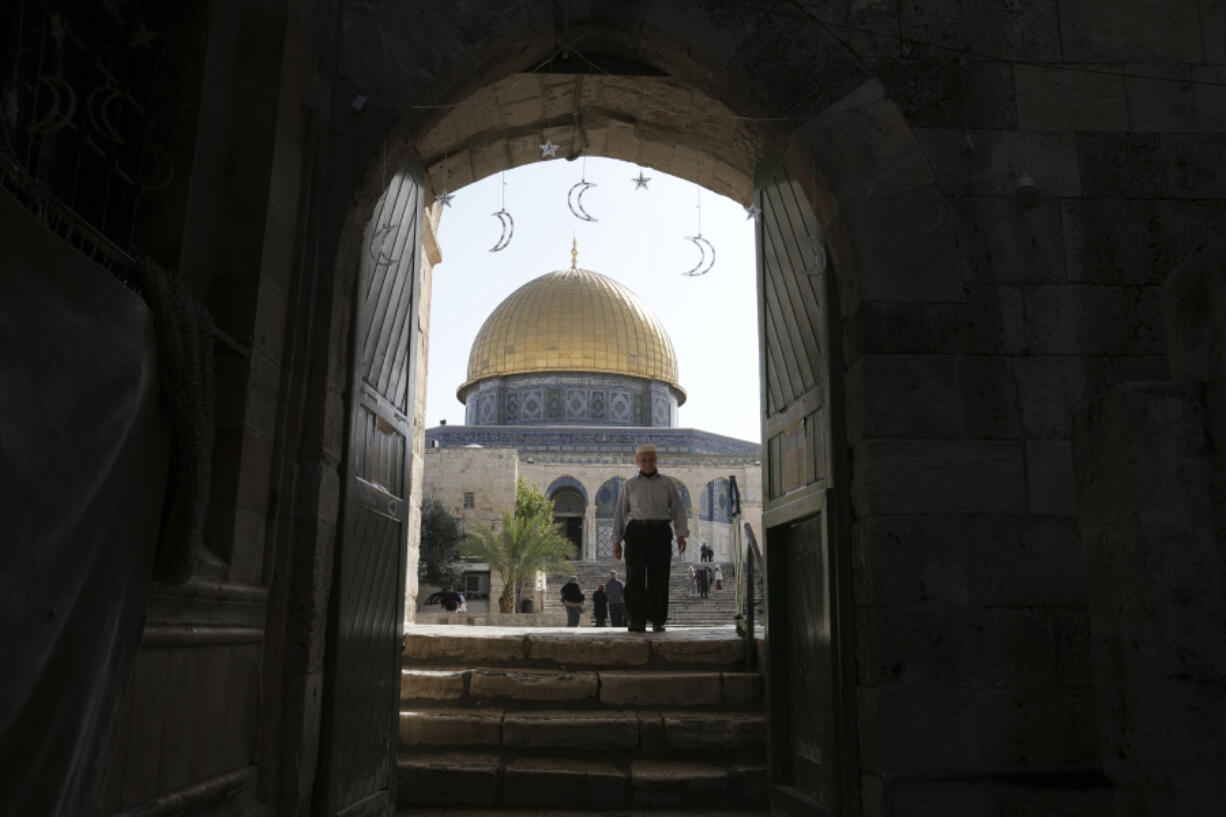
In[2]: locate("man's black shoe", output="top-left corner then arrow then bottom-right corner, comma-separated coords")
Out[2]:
628,623 -> 647,633
652,624 -> 666,632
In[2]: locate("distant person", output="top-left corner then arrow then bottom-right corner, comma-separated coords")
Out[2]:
593,584 -> 609,627
613,443 -> 688,633
687,564 -> 698,598
697,565 -> 710,599
439,586 -> 462,612
605,570 -> 626,627
701,542 -> 711,562
714,564 -> 724,591
561,575 -> 585,627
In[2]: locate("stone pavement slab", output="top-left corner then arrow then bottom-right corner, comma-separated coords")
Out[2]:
599,671 -> 722,706
402,669 -> 468,701
399,709 -> 503,747
503,710 -> 640,749
468,668 -> 599,702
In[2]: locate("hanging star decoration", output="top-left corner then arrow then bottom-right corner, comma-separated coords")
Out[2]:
632,169 -> 651,190
539,138 -> 559,159
2,86 -> 19,127
48,12 -> 67,48
744,203 -> 761,221
131,21 -> 156,47
435,154 -> 455,207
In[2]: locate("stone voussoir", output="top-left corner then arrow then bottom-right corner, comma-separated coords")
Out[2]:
502,709 -> 640,749
467,668 -> 598,702
398,708 -> 503,747
600,671 -> 723,706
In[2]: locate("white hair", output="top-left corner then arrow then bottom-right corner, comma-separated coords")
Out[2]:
635,443 -> 657,455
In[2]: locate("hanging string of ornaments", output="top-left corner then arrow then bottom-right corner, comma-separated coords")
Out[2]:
683,186 -> 716,277
566,156 -> 598,223
430,134 -> 727,275
489,171 -> 513,252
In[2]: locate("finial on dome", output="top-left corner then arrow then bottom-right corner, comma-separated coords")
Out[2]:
570,234 -> 578,270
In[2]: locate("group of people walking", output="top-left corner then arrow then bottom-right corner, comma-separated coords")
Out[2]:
558,443 -> 728,632
687,563 -> 723,598
559,570 -> 628,627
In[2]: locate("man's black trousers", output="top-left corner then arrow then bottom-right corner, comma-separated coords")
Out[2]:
624,520 -> 673,627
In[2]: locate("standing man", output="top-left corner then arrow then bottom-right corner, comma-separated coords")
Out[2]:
613,444 -> 688,632
605,570 -> 626,628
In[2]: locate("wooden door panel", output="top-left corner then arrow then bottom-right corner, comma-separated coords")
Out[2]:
757,160 -> 852,816
318,168 -> 422,817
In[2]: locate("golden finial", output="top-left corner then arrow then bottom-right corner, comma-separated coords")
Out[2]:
570,234 -> 578,270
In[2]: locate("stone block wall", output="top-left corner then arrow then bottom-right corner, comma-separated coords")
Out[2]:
403,201 -> 442,625
1067,238 -> 1226,815
421,446 -> 520,532
239,2 -> 1226,813
780,5 -> 1226,810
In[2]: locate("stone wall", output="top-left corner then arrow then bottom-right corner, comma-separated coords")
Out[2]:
403,202 -> 442,625
1071,239 -> 1226,816
421,446 -> 520,532
107,1 -> 1226,814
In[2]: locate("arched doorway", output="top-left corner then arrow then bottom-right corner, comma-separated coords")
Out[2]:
550,487 -> 585,557
700,476 -> 733,561
316,27 -> 868,817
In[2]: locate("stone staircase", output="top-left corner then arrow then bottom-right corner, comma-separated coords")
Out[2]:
397,627 -> 767,812
545,560 -> 763,627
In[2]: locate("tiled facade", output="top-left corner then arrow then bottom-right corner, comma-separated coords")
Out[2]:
461,372 -> 680,428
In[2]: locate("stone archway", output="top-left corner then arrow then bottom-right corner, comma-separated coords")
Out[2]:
313,14 -> 978,816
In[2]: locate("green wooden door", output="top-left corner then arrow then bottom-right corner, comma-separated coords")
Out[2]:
317,165 -> 424,817
756,160 -> 857,816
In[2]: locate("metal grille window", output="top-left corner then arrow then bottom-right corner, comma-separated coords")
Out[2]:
1,0 -> 194,253
463,492 -> 474,509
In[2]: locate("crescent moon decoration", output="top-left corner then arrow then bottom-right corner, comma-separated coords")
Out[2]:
682,234 -> 716,277
142,141 -> 175,192
920,188 -> 955,234
368,221 -> 403,267
568,180 -> 598,222
29,76 -> 77,135
87,85 -> 127,144
489,208 -> 514,252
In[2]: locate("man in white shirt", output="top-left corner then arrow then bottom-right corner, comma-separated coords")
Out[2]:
613,444 -> 688,632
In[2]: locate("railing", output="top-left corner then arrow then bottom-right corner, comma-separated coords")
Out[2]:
729,476 -> 763,667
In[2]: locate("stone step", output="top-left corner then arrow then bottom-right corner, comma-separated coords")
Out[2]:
403,629 -> 752,671
399,811 -> 769,817
401,668 -> 763,709
396,752 -> 767,810
398,708 -> 766,753
399,804 -> 765,809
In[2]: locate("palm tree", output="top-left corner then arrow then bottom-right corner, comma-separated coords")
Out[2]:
463,510 -> 574,614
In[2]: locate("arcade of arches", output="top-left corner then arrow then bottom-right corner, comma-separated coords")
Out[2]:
3,2 -> 1225,817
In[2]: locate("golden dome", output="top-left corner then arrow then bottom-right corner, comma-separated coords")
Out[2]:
460,267 -> 684,402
